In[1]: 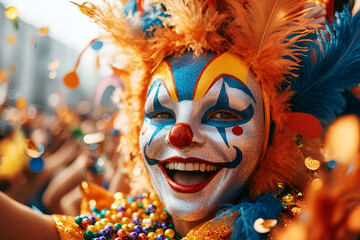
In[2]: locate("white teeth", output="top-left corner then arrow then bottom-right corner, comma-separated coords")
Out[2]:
200,163 -> 206,172
178,162 -> 186,171
185,163 -> 194,171
193,162 -> 200,171
164,162 -> 219,172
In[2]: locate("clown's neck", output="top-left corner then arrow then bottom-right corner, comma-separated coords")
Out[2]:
173,214 -> 214,237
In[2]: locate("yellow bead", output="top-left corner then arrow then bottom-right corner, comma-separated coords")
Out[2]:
165,229 -> 175,238
152,200 -> 160,207
111,214 -> 118,222
147,232 -> 157,240
160,212 -> 168,220
142,199 -> 150,208
114,192 -> 124,200
111,203 -> 118,210
121,217 -> 131,224
150,212 -> 159,221
100,218 -> 109,225
105,210 -> 112,218
128,223 -> 135,230
130,202 -> 139,211
121,224 -> 128,231
149,192 -> 158,200
155,228 -> 164,235
87,225 -> 96,232
95,221 -> 104,231
132,212 -> 140,219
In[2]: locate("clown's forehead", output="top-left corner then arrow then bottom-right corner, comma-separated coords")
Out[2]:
149,51 -> 252,102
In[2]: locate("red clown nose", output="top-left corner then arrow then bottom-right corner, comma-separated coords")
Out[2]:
169,123 -> 193,149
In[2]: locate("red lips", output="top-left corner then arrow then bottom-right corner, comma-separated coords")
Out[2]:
158,157 -> 223,193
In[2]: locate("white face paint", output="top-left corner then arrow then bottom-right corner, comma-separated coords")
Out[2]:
139,52 -> 265,221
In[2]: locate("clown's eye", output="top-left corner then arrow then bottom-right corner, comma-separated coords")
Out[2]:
150,111 -> 175,120
206,110 -> 244,121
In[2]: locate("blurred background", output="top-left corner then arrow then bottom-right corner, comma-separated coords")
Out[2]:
0,0 -> 126,215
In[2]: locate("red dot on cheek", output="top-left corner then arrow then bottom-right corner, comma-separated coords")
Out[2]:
232,126 -> 243,136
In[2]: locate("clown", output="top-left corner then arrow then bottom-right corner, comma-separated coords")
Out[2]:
140,51 -> 266,230
1,0 -> 360,239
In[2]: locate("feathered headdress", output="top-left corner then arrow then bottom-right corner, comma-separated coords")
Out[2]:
75,0 -> 360,207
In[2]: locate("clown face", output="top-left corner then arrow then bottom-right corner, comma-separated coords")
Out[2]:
139,51 -> 265,221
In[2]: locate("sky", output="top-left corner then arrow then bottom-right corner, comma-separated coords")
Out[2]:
0,0 -> 104,51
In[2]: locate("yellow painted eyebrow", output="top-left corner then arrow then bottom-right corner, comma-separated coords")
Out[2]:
149,60 -> 178,102
193,52 -> 249,102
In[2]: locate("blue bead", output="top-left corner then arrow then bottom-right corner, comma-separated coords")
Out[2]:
142,227 -> 149,234
155,234 -> 165,240
99,229 -> 107,236
29,157 -> 44,173
112,129 -> 119,136
135,194 -> 143,200
133,217 -> 142,225
133,225 -> 142,233
129,232 -> 139,239
88,215 -> 96,224
147,204 -> 156,213
99,236 -> 107,240
117,206 -> 126,212
105,225 -> 113,232
161,223 -> 167,229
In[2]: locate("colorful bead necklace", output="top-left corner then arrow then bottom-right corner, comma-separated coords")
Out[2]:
75,191 -> 182,240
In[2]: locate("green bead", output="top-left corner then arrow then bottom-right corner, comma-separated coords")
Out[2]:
114,223 -> 122,230
75,216 -> 82,225
83,231 -> 93,240
168,223 -> 174,229
145,209 -> 150,215
139,203 -> 143,208
165,238 -> 171,240
93,232 -> 101,238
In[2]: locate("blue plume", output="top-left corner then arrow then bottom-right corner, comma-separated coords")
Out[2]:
123,0 -> 169,36
290,7 -> 360,127
214,193 -> 282,240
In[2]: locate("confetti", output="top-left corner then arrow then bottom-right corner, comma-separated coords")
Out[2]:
49,71 -> 57,79
48,59 -> 60,71
5,7 -> 18,20
15,97 -> 26,109
63,71 -> 80,89
253,218 -> 277,233
91,40 -> 103,50
24,139 -> 42,158
83,132 -> 105,145
0,69 -> 8,83
38,27 -> 50,37
305,156 -> 321,171
6,34 -> 16,45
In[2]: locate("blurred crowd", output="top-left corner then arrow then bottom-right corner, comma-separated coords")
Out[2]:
0,85 -> 130,216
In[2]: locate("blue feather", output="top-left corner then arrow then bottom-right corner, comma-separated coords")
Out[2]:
214,193 -> 282,240
290,7 -> 360,127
